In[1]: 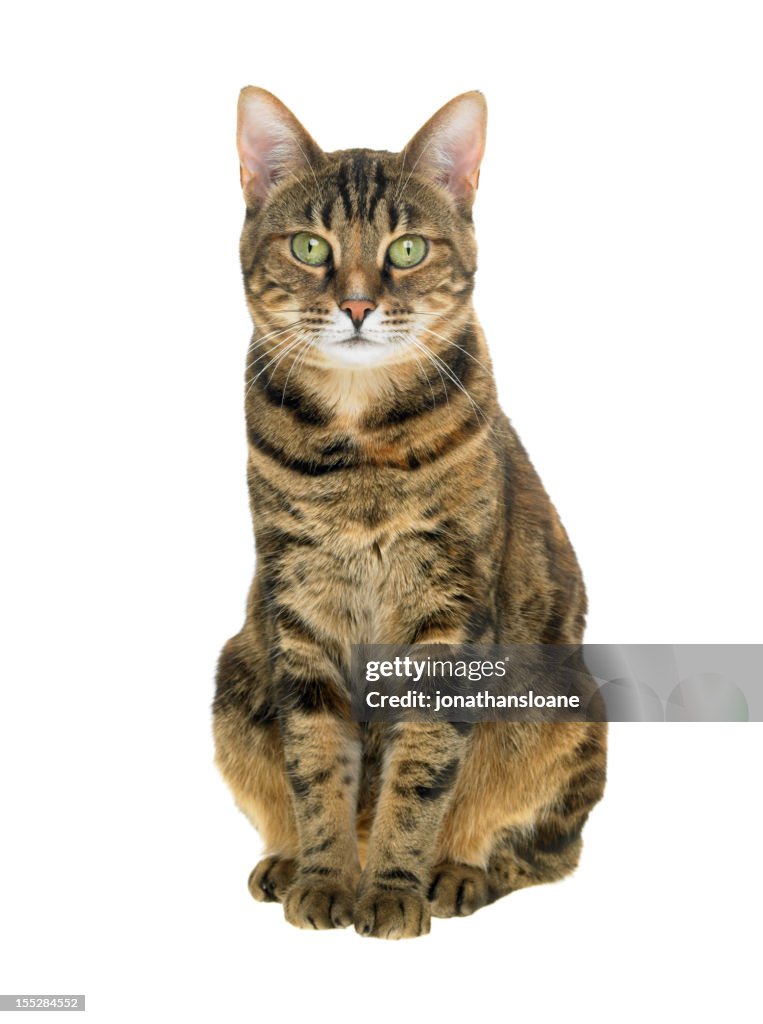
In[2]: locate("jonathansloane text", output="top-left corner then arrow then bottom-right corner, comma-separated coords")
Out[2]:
365,690 -> 581,710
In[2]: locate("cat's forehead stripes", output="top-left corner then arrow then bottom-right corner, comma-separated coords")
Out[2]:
314,153 -> 410,233
367,160 -> 388,222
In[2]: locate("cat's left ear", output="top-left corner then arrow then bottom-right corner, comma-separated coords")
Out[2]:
401,91 -> 487,213
237,86 -> 324,205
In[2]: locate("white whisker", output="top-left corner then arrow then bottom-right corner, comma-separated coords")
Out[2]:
409,336 -> 486,424
279,335 -> 315,407
245,320 -> 308,370
392,332 -> 437,410
419,325 -> 492,374
294,140 -> 325,204
407,336 -> 451,411
394,138 -> 435,205
245,331 -> 307,399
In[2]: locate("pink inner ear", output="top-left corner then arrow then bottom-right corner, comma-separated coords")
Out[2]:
441,116 -> 485,198
237,94 -> 300,198
239,144 -> 273,193
239,121 -> 282,195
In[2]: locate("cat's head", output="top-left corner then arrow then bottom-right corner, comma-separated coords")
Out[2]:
236,87 -> 487,374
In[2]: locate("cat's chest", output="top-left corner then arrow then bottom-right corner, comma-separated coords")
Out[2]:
330,524 -> 417,646
253,465 -> 444,644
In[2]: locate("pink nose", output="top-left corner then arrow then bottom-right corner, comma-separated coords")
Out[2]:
340,298 -> 376,326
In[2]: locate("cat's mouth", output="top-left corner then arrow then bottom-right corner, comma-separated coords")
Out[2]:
324,328 -> 383,349
319,330 -> 404,369
337,334 -> 379,346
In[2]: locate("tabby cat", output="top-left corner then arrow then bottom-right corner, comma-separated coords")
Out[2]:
212,86 -> 607,938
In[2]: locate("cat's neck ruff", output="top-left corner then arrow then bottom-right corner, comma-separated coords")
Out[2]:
303,360 -> 422,422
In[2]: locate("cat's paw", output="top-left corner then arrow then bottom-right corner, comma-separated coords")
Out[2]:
427,862 -> 491,918
354,890 -> 431,939
282,879 -> 355,930
248,855 -> 297,904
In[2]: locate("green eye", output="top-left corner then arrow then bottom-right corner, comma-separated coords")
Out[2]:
291,232 -> 331,266
387,235 -> 427,269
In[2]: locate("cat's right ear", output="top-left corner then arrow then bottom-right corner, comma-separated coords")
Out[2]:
401,91 -> 487,214
236,87 -> 323,205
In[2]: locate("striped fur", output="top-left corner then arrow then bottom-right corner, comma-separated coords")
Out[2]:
213,87 -> 607,938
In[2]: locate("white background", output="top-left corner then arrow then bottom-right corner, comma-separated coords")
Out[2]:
1,2 -> 761,1021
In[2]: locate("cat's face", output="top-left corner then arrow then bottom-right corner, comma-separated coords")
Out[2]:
237,88 -> 487,374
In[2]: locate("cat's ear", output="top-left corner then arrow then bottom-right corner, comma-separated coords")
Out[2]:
401,91 -> 487,212
237,86 -> 324,204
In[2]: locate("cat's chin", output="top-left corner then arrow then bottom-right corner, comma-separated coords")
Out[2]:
318,339 -> 405,370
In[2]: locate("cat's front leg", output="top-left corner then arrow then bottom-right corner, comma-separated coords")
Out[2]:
355,721 -> 470,939
278,703 -> 362,930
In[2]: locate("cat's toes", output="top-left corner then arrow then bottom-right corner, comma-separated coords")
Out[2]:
354,891 -> 431,939
427,862 -> 491,918
248,855 -> 297,904
282,881 -> 355,930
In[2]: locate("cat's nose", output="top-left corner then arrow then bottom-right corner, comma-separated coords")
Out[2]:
340,297 -> 376,329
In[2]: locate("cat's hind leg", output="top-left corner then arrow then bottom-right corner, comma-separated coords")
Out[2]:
486,722 -> 607,900
427,861 -> 493,918
247,854 -> 297,903
431,721 -> 607,916
213,634 -> 299,904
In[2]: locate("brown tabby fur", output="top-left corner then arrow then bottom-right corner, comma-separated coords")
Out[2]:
213,86 -> 607,938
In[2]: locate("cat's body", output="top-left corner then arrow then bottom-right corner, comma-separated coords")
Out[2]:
213,87 -> 607,938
